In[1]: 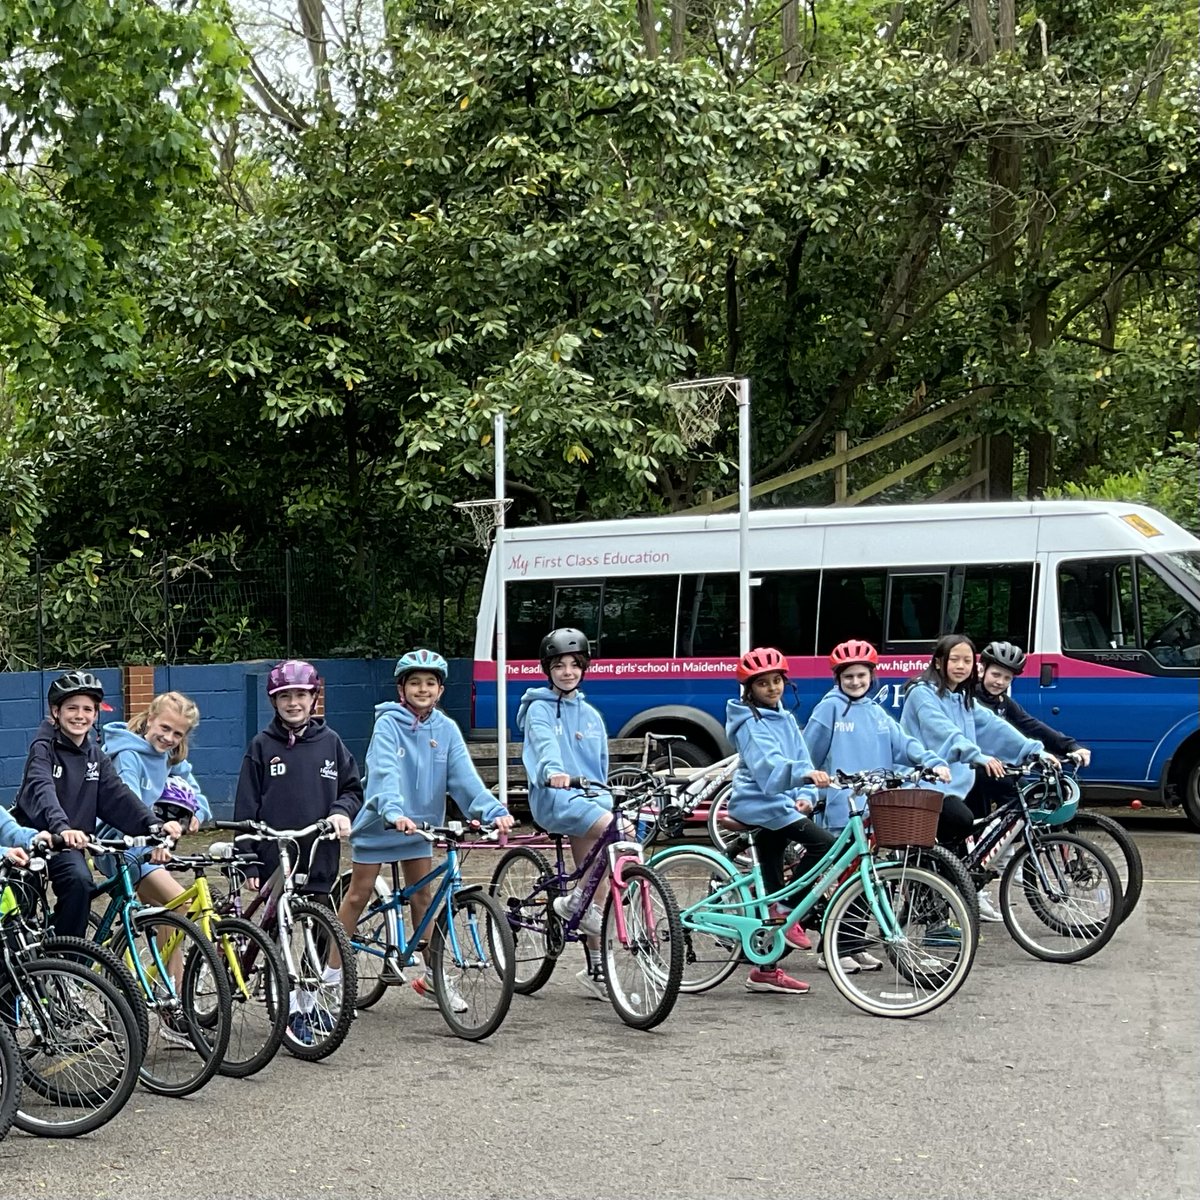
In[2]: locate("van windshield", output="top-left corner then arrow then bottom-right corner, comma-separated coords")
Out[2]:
1158,551 -> 1200,600
1142,553 -> 1200,667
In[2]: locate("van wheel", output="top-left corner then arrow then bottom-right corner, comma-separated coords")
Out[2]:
651,740 -> 712,771
1183,758 -> 1200,832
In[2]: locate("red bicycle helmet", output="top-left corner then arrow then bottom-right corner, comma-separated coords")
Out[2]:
736,647 -> 789,684
829,640 -> 879,673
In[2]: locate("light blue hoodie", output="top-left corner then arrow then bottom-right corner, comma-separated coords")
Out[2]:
804,686 -> 947,832
725,699 -> 820,831
0,806 -> 37,851
516,686 -> 612,836
350,703 -> 505,864
100,721 -> 211,831
899,682 -> 1043,800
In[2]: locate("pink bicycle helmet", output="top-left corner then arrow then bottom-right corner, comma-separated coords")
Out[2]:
266,660 -> 321,696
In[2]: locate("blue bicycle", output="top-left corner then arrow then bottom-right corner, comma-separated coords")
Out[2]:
330,822 -> 516,1040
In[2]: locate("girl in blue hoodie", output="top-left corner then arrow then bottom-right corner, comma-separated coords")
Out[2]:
899,634 -> 1046,858
726,647 -> 836,996
1,806 -> 49,866
516,627 -> 617,1000
804,640 -> 951,973
102,691 -> 211,904
336,650 -> 513,1009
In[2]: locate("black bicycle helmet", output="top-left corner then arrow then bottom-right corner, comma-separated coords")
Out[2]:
47,670 -> 105,708
539,628 -> 591,674
980,641 -> 1027,674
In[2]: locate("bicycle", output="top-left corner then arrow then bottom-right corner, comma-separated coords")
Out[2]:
648,768 -> 978,1018
488,781 -> 684,1030
608,734 -> 739,845
330,821 -> 516,1041
159,844 -> 289,1077
0,859 -> 142,1137
210,818 -> 357,1061
953,759 -> 1124,963
89,832 -> 233,1097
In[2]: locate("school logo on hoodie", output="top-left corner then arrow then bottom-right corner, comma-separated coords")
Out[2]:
85,761 -> 100,782
320,759 -> 338,781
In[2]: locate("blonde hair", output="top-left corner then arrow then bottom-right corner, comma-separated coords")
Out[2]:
127,692 -> 201,765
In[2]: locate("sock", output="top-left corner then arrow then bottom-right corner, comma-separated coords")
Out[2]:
584,946 -> 601,974
322,965 -> 343,984
296,988 -> 317,1014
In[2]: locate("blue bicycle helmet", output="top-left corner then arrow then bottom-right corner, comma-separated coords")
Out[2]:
394,649 -> 448,684
1025,772 -> 1080,826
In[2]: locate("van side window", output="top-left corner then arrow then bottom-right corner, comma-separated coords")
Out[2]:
599,576 -> 680,657
886,573 -> 946,645
552,584 -> 603,644
1058,562 -> 1117,650
949,564 -> 1035,648
753,571 -> 820,656
677,573 -> 738,657
816,570 -> 885,654
507,580 -> 554,658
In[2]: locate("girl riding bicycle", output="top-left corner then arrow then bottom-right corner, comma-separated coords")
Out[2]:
516,627 -> 618,1000
725,647 -> 835,996
804,639 -> 951,973
335,649 -> 513,1010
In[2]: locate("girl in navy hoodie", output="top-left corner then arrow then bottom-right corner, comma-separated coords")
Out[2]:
725,647 -> 835,996
335,650 -> 512,1011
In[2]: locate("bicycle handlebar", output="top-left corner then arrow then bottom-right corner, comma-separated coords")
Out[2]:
211,818 -> 337,841
834,766 -> 942,793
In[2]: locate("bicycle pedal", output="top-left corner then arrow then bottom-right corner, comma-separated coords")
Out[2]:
378,968 -> 406,985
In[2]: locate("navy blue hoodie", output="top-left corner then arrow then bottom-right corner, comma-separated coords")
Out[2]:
13,720 -> 156,838
233,715 -> 363,893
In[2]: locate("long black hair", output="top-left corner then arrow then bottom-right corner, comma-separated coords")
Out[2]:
919,633 -> 980,707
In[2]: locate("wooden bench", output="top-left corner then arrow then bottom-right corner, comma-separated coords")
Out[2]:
467,737 -> 651,812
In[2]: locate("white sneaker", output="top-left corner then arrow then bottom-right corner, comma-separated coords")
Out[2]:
817,954 -> 860,975
411,972 -> 468,1013
553,896 -> 602,938
977,891 -> 1003,922
852,951 -> 884,972
576,967 -> 607,1001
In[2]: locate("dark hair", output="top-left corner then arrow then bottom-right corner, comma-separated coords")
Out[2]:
920,634 -> 979,707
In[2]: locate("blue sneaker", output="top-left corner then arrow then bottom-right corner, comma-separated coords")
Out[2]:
287,1011 -> 314,1046
924,922 -> 962,946
310,1008 -> 338,1035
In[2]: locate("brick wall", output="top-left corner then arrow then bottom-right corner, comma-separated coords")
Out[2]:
1,658 -> 472,820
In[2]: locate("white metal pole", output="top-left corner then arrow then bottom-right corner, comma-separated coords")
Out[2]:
737,378 -> 751,655
493,412 -> 509,809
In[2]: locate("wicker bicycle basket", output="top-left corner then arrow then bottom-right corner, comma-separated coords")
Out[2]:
868,788 -> 945,849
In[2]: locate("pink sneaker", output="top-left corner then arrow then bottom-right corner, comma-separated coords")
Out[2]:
745,967 -> 810,994
783,921 -> 812,951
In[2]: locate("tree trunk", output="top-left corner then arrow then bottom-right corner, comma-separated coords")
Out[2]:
1027,432 -> 1052,496
669,1 -> 687,60
988,433 -> 1014,499
637,0 -> 660,58
781,0 -> 801,82
297,0 -> 333,111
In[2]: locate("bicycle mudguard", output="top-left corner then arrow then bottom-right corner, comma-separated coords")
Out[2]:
453,884 -> 484,900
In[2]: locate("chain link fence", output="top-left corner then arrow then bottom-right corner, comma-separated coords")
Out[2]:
0,543 -> 485,671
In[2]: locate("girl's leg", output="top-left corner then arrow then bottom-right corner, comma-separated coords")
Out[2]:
742,825 -> 811,994
566,812 -> 615,913
135,866 -> 190,985
330,861 -> 384,969
937,795 -> 975,854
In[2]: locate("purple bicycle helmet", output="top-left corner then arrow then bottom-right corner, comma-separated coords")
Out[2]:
266,660 -> 322,696
153,780 -> 200,825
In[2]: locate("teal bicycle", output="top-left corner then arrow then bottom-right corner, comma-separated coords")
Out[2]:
649,768 -> 977,1018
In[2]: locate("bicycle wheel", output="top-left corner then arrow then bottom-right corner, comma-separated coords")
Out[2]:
210,917 -> 287,1078
705,786 -> 735,852
331,871 -> 397,1010
823,863 -> 977,1018
6,958 -> 140,1137
647,848 -> 744,994
0,1020 -> 19,1142
889,846 -> 981,940
429,890 -> 515,1041
999,833 -> 1121,962
489,847 -> 559,994
40,935 -> 150,1061
1064,812 -> 1143,924
109,908 -> 232,1098
280,898 -> 357,1061
600,863 -> 683,1031
609,769 -> 661,844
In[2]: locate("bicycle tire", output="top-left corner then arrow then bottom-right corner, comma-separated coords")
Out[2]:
0,1020 -> 19,1142
212,917 -> 288,1078
1064,812 -> 1143,924
489,847 -> 560,994
608,768 -> 662,845
823,863 -> 977,1019
429,890 -> 515,1041
888,845 -> 981,939
279,898 -> 357,1061
647,847 -> 744,994
6,958 -> 140,1137
332,871 -> 398,1010
600,863 -> 683,1031
705,786 -> 735,853
109,907 -> 232,1098
40,934 -> 150,1061
999,833 -> 1121,963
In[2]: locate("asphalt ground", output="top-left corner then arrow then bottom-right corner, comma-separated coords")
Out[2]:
0,813 -> 1196,1200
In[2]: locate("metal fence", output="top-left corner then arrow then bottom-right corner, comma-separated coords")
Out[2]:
0,544 -> 485,671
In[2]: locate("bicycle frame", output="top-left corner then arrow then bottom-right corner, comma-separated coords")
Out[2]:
161,866 -> 254,1002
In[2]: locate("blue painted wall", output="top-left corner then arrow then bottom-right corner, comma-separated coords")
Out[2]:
1,659 -> 473,820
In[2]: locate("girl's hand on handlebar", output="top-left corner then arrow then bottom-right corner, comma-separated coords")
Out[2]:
188,816 -> 201,834
3,847 -> 29,867
1069,748 -> 1091,767
806,770 -> 831,788
981,757 -> 1005,779
933,765 -> 951,784
393,816 -> 418,834
547,772 -> 571,789
61,828 -> 89,850
494,812 -> 516,833
32,831 -> 54,849
1038,751 -> 1061,770
328,813 -> 352,839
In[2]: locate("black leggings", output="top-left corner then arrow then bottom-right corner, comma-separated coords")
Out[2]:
937,795 -> 976,855
965,769 -> 1018,820
756,819 -> 837,899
